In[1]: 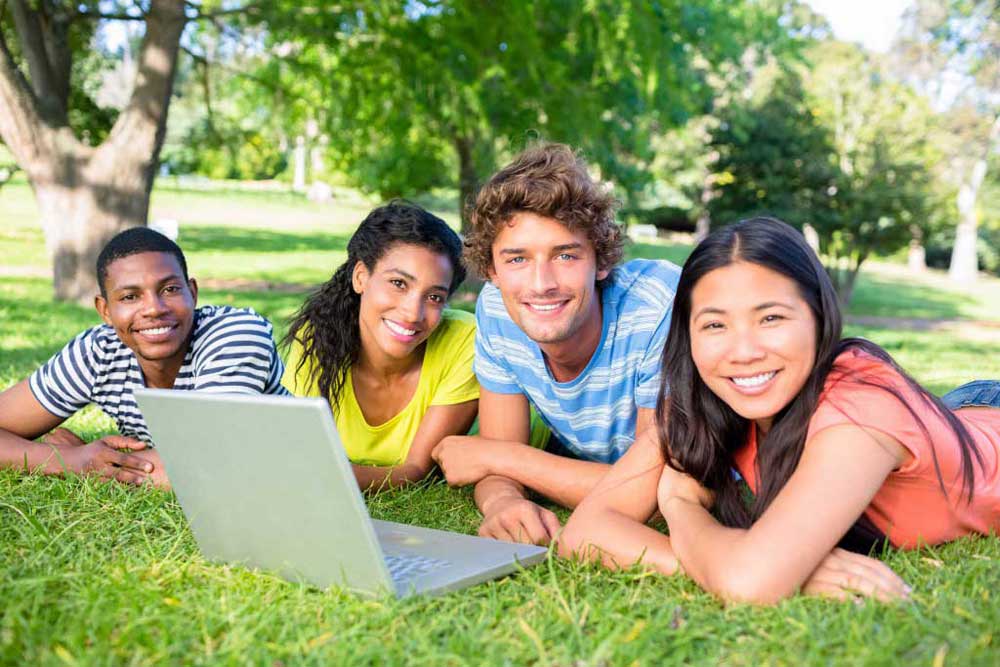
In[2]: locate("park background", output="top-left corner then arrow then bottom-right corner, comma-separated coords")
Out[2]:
1,1 -> 999,665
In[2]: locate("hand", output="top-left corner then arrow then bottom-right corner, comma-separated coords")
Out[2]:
128,448 -> 171,490
657,464 -> 714,515
802,548 -> 911,602
42,427 -> 86,447
55,436 -> 153,485
479,496 -> 561,546
431,436 -> 498,487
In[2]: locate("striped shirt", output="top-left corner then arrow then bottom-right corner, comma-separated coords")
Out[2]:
29,305 -> 289,443
474,258 -> 681,463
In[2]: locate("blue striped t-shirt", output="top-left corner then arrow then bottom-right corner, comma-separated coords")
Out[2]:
29,305 -> 289,443
474,258 -> 681,463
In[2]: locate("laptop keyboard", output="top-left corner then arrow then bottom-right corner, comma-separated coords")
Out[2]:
384,553 -> 452,582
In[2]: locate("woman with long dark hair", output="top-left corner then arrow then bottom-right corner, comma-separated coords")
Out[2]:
561,217 -> 999,603
283,202 -> 478,490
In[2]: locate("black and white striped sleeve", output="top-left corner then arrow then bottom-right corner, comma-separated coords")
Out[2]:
28,329 -> 99,418
191,309 -> 289,395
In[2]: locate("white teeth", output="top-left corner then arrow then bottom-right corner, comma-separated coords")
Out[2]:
732,372 -> 776,388
384,320 -> 417,336
140,326 -> 171,335
528,303 -> 561,312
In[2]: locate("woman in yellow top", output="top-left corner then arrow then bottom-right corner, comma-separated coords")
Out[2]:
283,202 -> 478,490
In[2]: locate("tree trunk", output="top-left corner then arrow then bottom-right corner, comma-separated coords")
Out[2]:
949,113 -> 1000,284
455,136 -> 478,233
0,0 -> 187,304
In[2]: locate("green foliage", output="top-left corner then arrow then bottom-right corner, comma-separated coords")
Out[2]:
250,1 -> 781,213
708,42 -> 942,304
162,119 -> 287,180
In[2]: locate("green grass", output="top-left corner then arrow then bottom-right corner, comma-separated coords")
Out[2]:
2,183 -> 1000,666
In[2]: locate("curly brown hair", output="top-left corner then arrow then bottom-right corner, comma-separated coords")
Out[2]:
464,143 -> 624,279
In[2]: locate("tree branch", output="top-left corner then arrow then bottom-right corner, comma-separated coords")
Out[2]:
8,0 -> 60,108
0,19 -> 51,174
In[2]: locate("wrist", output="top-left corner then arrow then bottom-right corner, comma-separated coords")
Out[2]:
479,488 -> 525,516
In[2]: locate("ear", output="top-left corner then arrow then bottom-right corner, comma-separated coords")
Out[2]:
187,277 -> 199,304
596,266 -> 610,282
94,294 -> 112,326
351,260 -> 369,294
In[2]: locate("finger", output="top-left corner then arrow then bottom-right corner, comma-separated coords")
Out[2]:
100,435 -> 148,451
540,509 -> 561,541
503,511 -> 550,546
845,554 -> 910,600
113,468 -> 148,486
479,520 -> 516,544
430,444 -> 443,463
108,450 -> 155,474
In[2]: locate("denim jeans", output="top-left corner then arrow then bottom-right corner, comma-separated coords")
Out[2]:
941,380 -> 1000,410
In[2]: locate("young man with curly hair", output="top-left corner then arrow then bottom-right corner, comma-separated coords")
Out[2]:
432,143 -> 681,545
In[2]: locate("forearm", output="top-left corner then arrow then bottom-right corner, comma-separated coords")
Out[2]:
484,440 -> 610,508
0,429 -> 66,474
663,497 -> 762,602
561,506 -> 680,575
352,462 -> 430,491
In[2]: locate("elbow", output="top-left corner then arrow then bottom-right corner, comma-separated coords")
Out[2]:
558,505 -> 600,561
710,566 -> 798,606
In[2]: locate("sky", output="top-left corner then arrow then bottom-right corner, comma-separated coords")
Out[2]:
804,0 -> 913,53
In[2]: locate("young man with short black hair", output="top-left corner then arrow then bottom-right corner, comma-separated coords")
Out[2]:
0,227 -> 288,487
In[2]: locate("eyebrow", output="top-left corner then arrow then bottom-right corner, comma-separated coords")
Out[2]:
693,301 -> 796,319
111,275 -> 185,293
385,268 -> 449,293
497,242 -> 583,256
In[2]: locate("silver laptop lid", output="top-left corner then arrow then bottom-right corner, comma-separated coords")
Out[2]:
134,389 -> 394,594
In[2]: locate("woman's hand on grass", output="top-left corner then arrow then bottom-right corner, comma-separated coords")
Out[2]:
802,547 -> 910,602
479,495 -> 560,546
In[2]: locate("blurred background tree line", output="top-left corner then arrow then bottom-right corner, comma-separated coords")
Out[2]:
0,0 -> 997,303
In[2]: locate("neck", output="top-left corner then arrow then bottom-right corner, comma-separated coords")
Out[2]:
539,291 -> 603,383
355,340 -> 424,384
139,355 -> 186,389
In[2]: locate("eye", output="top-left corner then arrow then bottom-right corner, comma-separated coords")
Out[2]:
428,294 -> 445,304
557,253 -> 577,260
762,313 -> 785,324
700,321 -> 725,331
162,284 -> 182,294
506,256 -> 525,264
120,293 -> 137,302
389,278 -> 406,289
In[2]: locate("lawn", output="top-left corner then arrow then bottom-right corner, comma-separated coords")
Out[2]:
2,181 -> 1000,666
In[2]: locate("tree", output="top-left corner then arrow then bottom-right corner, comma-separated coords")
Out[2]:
709,44 -> 939,306
255,1 -> 778,229
894,0 -> 1000,284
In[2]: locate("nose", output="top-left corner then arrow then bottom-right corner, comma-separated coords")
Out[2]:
142,290 -> 168,317
398,291 -> 425,323
728,328 -> 767,364
531,260 -> 558,294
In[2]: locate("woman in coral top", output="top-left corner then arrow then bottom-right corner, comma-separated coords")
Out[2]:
561,216 -> 999,604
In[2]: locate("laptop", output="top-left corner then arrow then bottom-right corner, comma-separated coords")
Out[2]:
133,389 -> 547,597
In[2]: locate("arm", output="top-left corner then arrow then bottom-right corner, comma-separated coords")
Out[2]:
352,399 -> 478,491
559,426 -> 680,574
437,389 -> 560,544
660,424 -> 906,604
0,380 -> 152,482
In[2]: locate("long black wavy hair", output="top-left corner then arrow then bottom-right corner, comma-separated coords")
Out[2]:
657,217 -> 985,529
283,201 -> 466,412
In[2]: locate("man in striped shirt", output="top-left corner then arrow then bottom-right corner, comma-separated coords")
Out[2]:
431,144 -> 681,545
0,227 -> 288,488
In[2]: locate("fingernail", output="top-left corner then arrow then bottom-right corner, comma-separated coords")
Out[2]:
145,464 -> 153,472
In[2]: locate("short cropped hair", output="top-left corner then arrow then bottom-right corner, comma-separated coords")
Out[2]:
464,143 -> 624,279
96,227 -> 189,297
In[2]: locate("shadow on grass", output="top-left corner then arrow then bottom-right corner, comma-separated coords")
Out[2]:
848,275 -> 980,320
179,226 -> 350,255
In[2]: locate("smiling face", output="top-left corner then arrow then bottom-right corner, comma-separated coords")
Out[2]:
353,243 -> 454,364
689,261 -> 818,433
489,212 -> 608,350
95,251 -> 198,376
